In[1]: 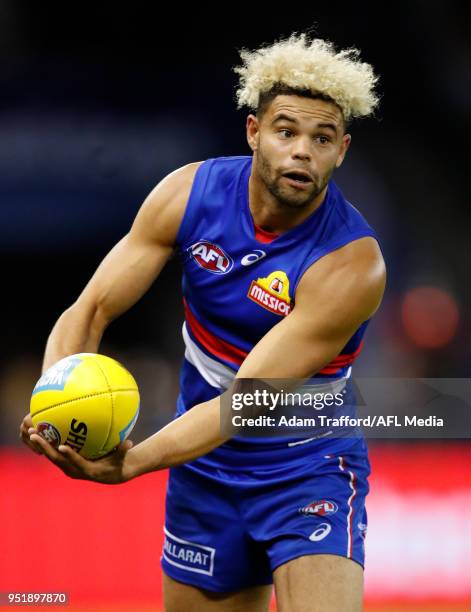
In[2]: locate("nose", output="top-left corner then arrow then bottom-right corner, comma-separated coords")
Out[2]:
291,136 -> 312,162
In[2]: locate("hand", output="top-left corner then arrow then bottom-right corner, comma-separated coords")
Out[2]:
20,413 -> 43,454
27,427 -> 135,484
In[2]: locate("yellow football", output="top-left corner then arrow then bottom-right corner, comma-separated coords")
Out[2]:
30,353 -> 139,459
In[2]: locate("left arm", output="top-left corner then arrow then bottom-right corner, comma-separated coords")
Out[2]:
30,237 -> 386,483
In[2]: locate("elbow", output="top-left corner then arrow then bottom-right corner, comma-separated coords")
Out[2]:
64,299 -> 111,335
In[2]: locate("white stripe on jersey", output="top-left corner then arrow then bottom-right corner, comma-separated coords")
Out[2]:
182,322 -> 236,390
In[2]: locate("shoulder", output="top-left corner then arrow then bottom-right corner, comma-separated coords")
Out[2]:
321,235 -> 385,272
154,156 -> 249,200
149,161 -> 204,208
133,156 -> 252,247
130,161 -> 204,247
202,155 -> 252,179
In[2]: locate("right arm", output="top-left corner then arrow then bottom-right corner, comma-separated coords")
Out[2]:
21,161 -> 202,449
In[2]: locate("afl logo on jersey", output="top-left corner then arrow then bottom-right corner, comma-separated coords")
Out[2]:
189,241 -> 234,274
247,270 -> 292,316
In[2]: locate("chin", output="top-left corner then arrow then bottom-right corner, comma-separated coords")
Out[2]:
277,194 -> 314,209
267,178 -> 318,209
281,188 -> 318,208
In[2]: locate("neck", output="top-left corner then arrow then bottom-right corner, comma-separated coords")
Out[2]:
248,171 -> 327,234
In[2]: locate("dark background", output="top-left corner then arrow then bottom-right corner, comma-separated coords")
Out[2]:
1,1 -> 470,442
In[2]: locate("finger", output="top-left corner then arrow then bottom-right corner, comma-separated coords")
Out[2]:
95,439 -> 133,462
20,420 -> 33,436
19,426 -> 42,454
21,437 -> 42,454
114,439 -> 133,458
23,414 -> 33,427
29,433 -> 68,466
57,444 -> 91,471
121,439 -> 134,451
19,423 -> 34,438
20,416 -> 34,435
27,440 -> 43,454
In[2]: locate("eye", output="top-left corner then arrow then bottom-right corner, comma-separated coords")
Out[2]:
316,135 -> 331,145
278,128 -> 293,138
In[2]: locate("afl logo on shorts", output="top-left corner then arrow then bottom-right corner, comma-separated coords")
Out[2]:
299,499 -> 338,517
189,241 -> 233,274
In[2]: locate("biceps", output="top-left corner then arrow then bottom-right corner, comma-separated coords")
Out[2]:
75,232 -> 172,323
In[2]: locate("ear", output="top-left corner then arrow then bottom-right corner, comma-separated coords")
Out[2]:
246,114 -> 260,152
335,133 -> 352,168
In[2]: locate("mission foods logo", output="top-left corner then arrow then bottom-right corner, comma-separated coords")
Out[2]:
247,270 -> 292,316
190,241 -> 233,274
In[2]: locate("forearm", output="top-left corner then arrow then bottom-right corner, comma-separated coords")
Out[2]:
42,304 -> 108,372
124,396 -> 226,478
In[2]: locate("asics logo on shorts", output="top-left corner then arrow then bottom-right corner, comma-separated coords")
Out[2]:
309,523 -> 332,542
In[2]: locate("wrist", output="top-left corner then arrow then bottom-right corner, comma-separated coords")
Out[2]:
122,441 -> 165,480
122,447 -> 141,481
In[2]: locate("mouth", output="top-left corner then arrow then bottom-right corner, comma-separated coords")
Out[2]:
282,170 -> 313,189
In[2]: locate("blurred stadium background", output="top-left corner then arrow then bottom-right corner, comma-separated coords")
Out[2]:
1,2 -> 470,610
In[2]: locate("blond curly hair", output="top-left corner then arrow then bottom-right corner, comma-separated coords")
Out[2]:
234,33 -> 380,121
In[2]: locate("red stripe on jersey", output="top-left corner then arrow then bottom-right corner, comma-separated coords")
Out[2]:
184,298 -> 363,374
319,341 -> 364,375
183,298 -> 247,366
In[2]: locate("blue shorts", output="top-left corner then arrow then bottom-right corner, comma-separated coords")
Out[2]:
161,438 -> 370,592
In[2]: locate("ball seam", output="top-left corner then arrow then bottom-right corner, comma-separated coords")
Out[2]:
90,356 -> 116,451
31,389 -> 137,416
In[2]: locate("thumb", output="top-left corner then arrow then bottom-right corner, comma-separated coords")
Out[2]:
116,439 -> 134,454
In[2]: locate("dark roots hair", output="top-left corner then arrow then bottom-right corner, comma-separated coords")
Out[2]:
256,83 -> 350,131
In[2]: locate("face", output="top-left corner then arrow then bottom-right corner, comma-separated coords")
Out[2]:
246,95 -> 351,209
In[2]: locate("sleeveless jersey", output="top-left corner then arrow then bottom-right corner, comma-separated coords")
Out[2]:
174,155 -> 379,471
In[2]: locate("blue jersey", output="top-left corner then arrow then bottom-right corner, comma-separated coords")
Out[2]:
174,155 -> 379,474
162,155 -> 377,588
